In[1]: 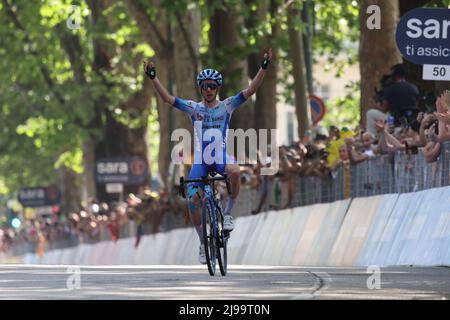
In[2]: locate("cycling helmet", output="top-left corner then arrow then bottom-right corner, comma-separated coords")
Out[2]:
196,68 -> 223,87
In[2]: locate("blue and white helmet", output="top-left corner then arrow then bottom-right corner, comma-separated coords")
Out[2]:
196,68 -> 223,87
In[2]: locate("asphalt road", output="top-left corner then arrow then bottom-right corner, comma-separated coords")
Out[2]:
0,265 -> 449,300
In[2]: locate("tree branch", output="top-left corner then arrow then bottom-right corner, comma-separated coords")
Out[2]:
120,77 -> 154,119
124,0 -> 169,54
88,0 -> 153,129
54,23 -> 102,130
174,8 -> 199,75
55,24 -> 87,85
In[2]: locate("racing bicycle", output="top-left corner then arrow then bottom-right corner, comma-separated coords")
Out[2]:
180,172 -> 231,276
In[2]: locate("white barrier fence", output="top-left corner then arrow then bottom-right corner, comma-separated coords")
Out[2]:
5,186 -> 449,267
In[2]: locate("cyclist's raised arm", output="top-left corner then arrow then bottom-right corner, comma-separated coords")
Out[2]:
143,60 -> 175,106
242,48 -> 273,100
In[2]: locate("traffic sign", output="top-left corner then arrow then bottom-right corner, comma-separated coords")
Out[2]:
309,94 -> 326,125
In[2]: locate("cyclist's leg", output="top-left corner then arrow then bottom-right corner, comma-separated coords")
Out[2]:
187,164 -> 207,243
216,154 -> 240,216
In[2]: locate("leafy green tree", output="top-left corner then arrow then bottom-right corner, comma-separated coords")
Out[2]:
0,0 -> 154,206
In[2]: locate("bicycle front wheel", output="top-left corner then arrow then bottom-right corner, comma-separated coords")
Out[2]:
202,198 -> 216,276
216,205 -> 228,276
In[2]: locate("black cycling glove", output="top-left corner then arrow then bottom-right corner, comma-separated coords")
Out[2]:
261,55 -> 271,70
146,66 -> 156,79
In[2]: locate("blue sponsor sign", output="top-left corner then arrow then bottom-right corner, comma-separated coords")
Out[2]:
95,157 -> 148,185
18,185 -> 61,208
396,8 -> 450,65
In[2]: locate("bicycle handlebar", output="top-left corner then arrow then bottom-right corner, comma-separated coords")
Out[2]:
179,174 -> 231,198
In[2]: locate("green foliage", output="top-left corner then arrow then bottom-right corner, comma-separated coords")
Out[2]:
0,0 -> 155,198
321,81 -> 361,130
0,0 -> 364,200
312,0 -> 359,58
0,179 -> 9,196
54,149 -> 84,174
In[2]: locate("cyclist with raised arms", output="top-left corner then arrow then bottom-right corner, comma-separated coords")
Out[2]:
143,48 -> 273,264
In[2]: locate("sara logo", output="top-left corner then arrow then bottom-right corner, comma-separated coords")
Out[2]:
130,159 -> 146,176
95,157 -> 148,185
396,8 -> 450,65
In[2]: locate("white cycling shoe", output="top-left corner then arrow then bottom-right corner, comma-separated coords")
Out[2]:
223,215 -> 234,232
199,244 -> 207,265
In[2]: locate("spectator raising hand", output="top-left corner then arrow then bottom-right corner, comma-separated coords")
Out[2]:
434,91 -> 450,142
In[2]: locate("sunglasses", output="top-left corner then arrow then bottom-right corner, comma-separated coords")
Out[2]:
200,83 -> 219,91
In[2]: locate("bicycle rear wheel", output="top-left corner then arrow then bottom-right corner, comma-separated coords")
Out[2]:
216,205 -> 228,276
202,198 -> 216,276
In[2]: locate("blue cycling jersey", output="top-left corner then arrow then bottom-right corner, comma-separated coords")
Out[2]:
173,91 -> 247,165
173,92 -> 247,187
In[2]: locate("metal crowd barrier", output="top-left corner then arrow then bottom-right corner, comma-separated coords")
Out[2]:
246,141 -> 450,209
5,142 -> 450,257
350,155 -> 395,197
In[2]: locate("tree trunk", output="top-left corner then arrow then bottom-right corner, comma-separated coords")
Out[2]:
55,23 -> 98,202
359,0 -> 402,128
208,4 -> 253,131
58,167 -> 81,213
89,0 -> 152,202
155,66 -> 171,190
173,6 -> 200,135
302,0 -> 314,95
253,0 -> 279,139
82,140 -> 97,201
288,4 -> 310,141
208,6 -> 247,99
243,0 -> 263,133
125,0 -> 174,191
94,105 -> 151,202
244,0 -> 260,81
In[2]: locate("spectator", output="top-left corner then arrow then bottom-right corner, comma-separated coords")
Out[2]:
418,113 -> 438,147
381,64 -> 420,127
435,91 -> 450,142
326,128 -> 354,168
375,118 -> 406,154
328,143 -> 350,172
366,74 -> 395,138
366,99 -> 389,139
329,125 -> 341,141
345,131 -> 378,164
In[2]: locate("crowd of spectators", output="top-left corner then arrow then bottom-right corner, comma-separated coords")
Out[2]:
236,65 -> 450,212
2,64 -> 450,255
0,188 -> 188,254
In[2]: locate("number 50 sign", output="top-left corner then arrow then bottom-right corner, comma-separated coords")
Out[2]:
423,65 -> 450,81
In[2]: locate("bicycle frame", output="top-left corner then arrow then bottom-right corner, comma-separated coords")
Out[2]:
180,175 -> 228,236
203,183 -> 218,239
